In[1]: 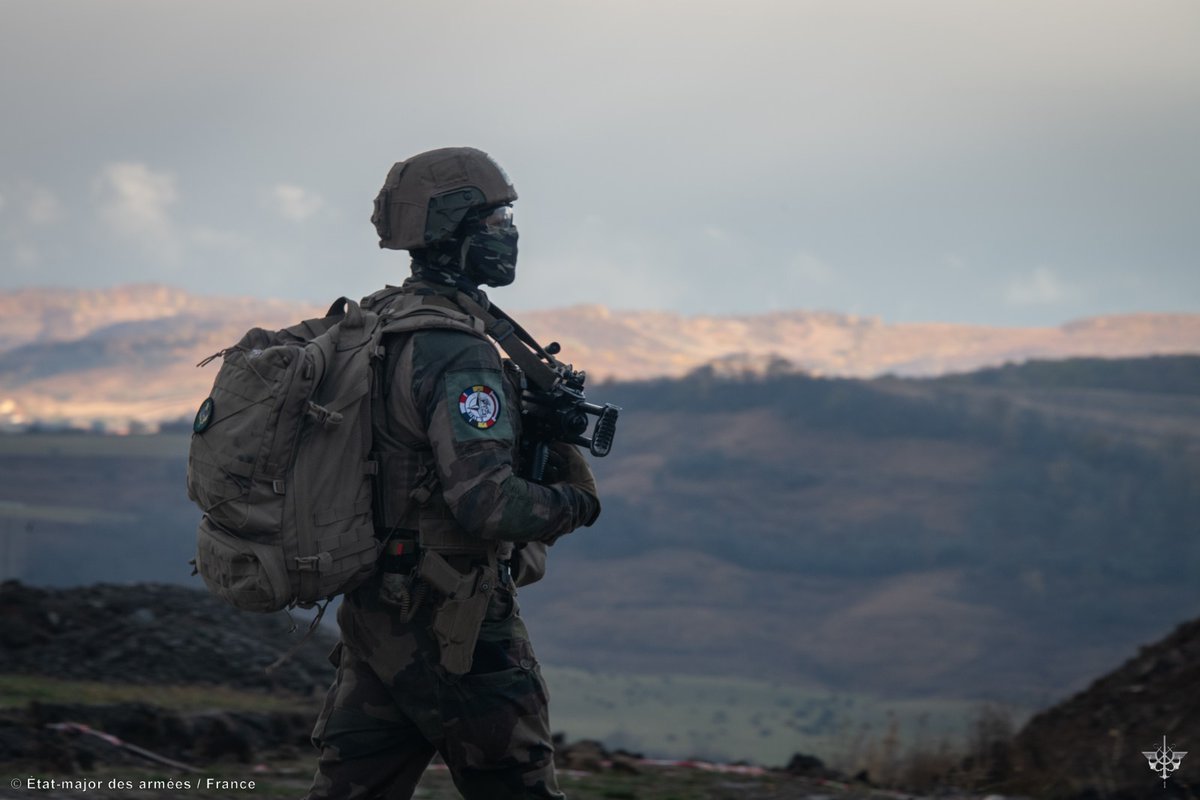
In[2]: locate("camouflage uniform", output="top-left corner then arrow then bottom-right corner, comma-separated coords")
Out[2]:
305,278 -> 598,800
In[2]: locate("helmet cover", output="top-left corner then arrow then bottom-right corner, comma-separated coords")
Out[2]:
372,147 -> 517,250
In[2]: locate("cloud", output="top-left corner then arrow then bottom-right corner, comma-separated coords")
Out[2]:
26,187 -> 61,225
12,244 -> 39,269
704,226 -> 732,243
942,253 -> 968,272
190,225 -> 249,250
272,184 -> 324,222
0,184 -> 61,225
94,162 -> 181,263
1005,267 -> 1074,306
789,252 -> 835,285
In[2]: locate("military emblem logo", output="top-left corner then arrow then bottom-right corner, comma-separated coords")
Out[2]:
193,397 -> 215,433
458,385 -> 501,429
1143,735 -> 1187,787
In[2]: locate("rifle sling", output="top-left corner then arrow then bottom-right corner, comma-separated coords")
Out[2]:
452,291 -> 561,393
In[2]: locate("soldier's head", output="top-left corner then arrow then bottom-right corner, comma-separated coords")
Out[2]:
371,147 -> 519,288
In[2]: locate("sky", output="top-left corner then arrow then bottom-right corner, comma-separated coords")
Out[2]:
1,0 -> 1197,325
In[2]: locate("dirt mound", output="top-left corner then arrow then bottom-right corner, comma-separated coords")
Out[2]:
1003,616 -> 1200,798
0,701 -> 312,773
0,581 -> 336,695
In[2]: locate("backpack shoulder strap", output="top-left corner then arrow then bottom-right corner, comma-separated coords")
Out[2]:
360,285 -> 408,313
377,292 -> 490,339
280,296 -> 354,342
365,288 -> 560,392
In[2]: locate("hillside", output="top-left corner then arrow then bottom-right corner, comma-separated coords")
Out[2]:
524,356 -> 1200,700
1,581 -> 1194,797
994,616 -> 1200,798
1,355 -> 1197,710
2,284 -> 1199,431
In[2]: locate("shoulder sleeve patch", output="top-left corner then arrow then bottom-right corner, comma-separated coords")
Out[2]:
443,369 -> 514,442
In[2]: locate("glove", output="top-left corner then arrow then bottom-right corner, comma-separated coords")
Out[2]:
548,442 -> 601,526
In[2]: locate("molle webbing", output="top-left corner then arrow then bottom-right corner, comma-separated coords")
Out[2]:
188,298 -> 383,615
370,292 -> 498,561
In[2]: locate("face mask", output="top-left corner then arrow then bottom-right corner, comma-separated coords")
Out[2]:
461,226 -> 519,287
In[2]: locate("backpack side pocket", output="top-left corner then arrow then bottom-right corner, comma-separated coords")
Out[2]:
195,516 -> 291,613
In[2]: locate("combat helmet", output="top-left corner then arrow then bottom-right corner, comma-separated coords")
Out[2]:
372,147 -> 517,251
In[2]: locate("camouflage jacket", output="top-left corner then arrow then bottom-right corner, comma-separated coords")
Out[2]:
365,278 -> 598,552
335,279 -> 596,673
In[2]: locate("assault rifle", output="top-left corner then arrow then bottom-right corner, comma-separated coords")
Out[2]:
453,293 -> 620,482
517,339 -> 619,481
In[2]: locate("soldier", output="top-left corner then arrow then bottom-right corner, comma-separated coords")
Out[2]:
304,148 -> 601,800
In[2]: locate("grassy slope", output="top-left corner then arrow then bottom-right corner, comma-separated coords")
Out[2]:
1,357 -> 1197,708
0,670 -> 1018,771
541,666 -> 1013,766
0,674 -> 312,714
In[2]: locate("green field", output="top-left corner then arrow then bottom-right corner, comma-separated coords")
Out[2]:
0,432 -> 191,458
0,674 -> 311,714
0,500 -> 136,524
541,666 -> 1023,767
0,669 -> 1026,772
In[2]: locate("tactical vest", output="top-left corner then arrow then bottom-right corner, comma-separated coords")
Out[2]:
360,285 -> 546,674
361,286 -> 522,563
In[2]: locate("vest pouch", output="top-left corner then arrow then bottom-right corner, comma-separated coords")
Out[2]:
421,550 -> 496,675
511,542 -> 547,588
195,516 -> 291,613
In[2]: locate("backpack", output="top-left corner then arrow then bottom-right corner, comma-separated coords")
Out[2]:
186,298 -> 383,613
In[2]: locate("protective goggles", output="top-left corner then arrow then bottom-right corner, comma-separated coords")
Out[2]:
480,205 -> 514,229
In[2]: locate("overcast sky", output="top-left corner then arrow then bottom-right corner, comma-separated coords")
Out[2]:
1,1 -> 1197,325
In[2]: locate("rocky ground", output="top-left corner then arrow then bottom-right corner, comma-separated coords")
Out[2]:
997,617 -> 1200,799
0,764 -> 952,800
1,582 -> 901,798
0,582 -> 337,695
0,704 -> 932,799
1,581 -> 1197,798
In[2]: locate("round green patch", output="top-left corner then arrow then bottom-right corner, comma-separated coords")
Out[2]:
193,397 -> 215,433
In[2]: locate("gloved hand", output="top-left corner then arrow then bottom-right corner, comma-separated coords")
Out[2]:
547,442 -> 601,526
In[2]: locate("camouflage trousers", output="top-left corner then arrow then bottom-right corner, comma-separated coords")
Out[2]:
304,578 -> 563,800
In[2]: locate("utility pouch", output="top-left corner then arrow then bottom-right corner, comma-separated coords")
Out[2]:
420,550 -> 496,675
511,542 -> 548,588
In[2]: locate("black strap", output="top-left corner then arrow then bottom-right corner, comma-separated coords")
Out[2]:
264,600 -> 330,675
325,297 -> 350,317
451,292 -> 561,392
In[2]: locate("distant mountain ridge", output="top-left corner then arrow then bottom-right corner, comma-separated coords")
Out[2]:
1,283 -> 1198,430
